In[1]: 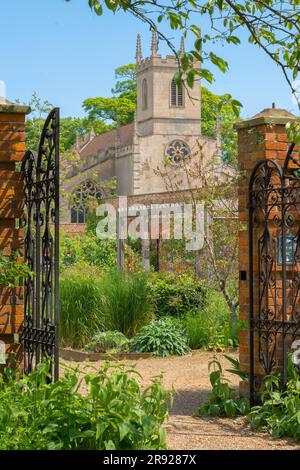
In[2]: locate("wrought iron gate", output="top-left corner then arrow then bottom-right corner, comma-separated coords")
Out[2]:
249,143 -> 300,404
20,108 -> 60,381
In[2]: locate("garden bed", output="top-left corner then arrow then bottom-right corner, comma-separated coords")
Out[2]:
59,347 -> 153,362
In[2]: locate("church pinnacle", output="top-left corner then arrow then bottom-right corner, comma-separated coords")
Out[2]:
151,28 -> 158,56
179,37 -> 185,57
136,34 -> 142,64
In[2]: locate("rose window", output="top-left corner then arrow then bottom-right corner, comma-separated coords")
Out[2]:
165,140 -> 190,164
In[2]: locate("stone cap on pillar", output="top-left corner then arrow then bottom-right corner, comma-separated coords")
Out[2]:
0,97 -> 31,115
235,106 -> 297,129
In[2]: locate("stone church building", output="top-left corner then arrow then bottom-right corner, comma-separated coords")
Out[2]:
61,32 -> 231,226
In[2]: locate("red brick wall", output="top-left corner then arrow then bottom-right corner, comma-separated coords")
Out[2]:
237,113 -> 295,391
0,104 -> 30,369
60,224 -> 87,235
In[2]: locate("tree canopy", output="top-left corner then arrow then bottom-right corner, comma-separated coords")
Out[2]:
70,0 -> 300,108
201,87 -> 240,164
83,64 -> 136,125
25,93 -> 111,153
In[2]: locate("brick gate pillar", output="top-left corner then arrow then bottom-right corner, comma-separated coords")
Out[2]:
236,106 -> 297,395
0,98 -> 31,369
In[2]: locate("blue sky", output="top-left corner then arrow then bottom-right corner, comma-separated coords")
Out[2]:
0,0 -> 296,119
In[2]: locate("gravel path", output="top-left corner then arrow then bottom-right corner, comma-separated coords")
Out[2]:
61,351 -> 300,450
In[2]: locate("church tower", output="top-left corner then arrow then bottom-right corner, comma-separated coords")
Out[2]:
132,31 -> 207,195
136,31 -> 201,137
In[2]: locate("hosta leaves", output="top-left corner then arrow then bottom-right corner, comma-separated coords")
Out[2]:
130,317 -> 191,357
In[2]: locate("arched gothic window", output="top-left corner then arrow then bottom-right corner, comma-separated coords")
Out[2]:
170,78 -> 184,107
70,180 -> 103,224
142,78 -> 148,110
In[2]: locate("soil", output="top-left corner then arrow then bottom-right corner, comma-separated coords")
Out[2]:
60,350 -> 300,450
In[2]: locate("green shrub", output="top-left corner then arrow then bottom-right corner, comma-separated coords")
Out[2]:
248,360 -> 300,440
60,233 -> 117,271
100,270 -> 153,338
80,236 -> 117,269
148,273 -> 207,317
59,263 -> 104,348
184,290 -> 241,350
196,355 -> 249,418
0,361 -> 171,450
130,317 -> 191,357
83,331 -> 129,353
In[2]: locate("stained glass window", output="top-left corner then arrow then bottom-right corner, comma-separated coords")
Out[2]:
165,140 -> 190,164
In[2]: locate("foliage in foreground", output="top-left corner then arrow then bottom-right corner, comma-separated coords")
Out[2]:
0,362 -> 171,450
130,317 -> 191,357
0,252 -> 32,287
249,361 -> 300,441
196,354 -> 300,443
196,355 -> 249,418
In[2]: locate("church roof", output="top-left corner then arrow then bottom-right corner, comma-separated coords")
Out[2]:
80,122 -> 134,160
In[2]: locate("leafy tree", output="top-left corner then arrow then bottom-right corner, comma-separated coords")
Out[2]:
25,118 -> 45,151
29,91 -> 53,122
83,64 -> 136,125
83,96 -> 135,126
75,0 -> 300,106
25,92 -> 111,152
25,92 -> 53,150
201,87 -> 240,164
59,117 -> 110,153
112,64 -> 136,101
26,116 -> 84,153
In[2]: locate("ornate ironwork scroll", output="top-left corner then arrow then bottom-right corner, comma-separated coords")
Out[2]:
20,108 -> 60,381
249,144 -> 300,404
